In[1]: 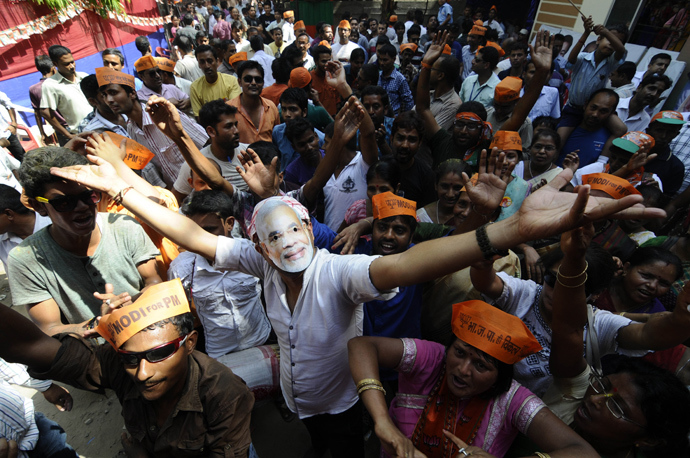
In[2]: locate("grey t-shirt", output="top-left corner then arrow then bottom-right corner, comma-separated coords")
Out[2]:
8,213 -> 159,324
173,144 -> 250,196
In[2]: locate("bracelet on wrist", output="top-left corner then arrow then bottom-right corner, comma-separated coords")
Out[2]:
421,62 -> 432,69
113,186 -> 134,205
557,261 -> 588,279
476,223 -> 509,260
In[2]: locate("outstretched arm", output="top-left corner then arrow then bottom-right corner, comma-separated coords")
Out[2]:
593,24 -> 626,61
51,156 -> 219,261
568,16 -> 594,65
416,31 -> 449,140
368,171 -> 665,291
501,30 -> 553,133
0,303 -> 61,373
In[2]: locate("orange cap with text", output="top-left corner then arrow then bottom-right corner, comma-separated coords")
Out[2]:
490,131 -> 522,152
97,279 -> 190,349
134,55 -> 157,72
372,192 -> 416,220
283,10 -> 294,18
494,76 -> 522,103
582,173 -> 641,199
452,300 -> 542,365
294,20 -> 305,29
155,57 -> 175,73
95,67 -> 135,89
470,25 -> 486,36
650,110 -> 686,125
621,131 -> 655,154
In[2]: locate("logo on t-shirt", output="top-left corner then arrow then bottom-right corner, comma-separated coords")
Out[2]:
341,176 -> 357,193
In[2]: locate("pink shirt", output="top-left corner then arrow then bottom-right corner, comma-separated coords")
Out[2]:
388,339 -> 545,457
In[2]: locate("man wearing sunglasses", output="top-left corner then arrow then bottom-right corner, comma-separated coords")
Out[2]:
7,147 -> 162,337
135,56 -> 191,115
227,60 -> 279,144
0,290 -> 256,458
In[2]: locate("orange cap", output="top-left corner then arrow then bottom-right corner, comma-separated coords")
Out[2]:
474,20 -> 484,26
97,279 -> 190,349
228,52 -> 247,65
490,130 -> 522,152
294,20 -> 305,29
451,301 -> 542,365
400,43 -> 418,53
494,76 -> 522,103
470,25 -> 486,36
442,44 -> 452,55
621,131 -> 655,154
582,173 -> 641,199
339,20 -> 351,29
95,67 -> 135,89
289,67 -> 312,88
318,40 -> 332,48
134,55 -> 157,72
490,5 -> 498,11
372,192 -> 416,220
155,57 -> 175,73
479,41 -> 505,57
651,110 -> 686,125
283,10 -> 294,19
389,15 -> 398,23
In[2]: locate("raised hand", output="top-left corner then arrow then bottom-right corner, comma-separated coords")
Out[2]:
582,15 -> 594,34
462,148 -> 513,214
325,60 -> 347,89
237,148 -> 281,198
50,154 -> 128,196
562,151 -> 580,173
560,223 -> 595,258
626,151 -> 657,171
422,30 -> 450,66
529,29 -> 554,72
85,132 -> 126,164
145,95 -> 186,141
333,97 -> 365,144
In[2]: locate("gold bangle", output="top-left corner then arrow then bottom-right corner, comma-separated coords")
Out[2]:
557,261 -> 588,278
535,453 -> 551,458
355,378 -> 382,390
556,273 -> 588,289
113,186 -> 134,205
619,311 -> 626,317
358,384 -> 386,396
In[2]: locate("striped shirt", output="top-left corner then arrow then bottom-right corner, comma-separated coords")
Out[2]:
670,122 -> 690,193
566,51 -> 627,107
127,104 -> 209,186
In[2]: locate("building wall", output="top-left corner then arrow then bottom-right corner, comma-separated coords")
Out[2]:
533,0 -> 616,33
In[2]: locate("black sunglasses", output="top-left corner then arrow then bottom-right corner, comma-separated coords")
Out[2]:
242,75 -> 264,84
117,334 -> 190,367
35,190 -> 101,212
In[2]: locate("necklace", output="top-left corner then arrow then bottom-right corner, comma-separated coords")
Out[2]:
528,160 -> 554,180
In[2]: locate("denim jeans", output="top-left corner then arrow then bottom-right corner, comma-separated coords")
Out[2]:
28,412 -> 77,458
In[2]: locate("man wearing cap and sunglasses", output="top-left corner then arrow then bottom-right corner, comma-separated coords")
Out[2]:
0,280 -> 256,457
135,56 -> 192,115
643,110 -> 687,196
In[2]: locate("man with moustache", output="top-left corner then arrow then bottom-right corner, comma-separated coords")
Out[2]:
135,56 -> 192,114
190,45 -> 241,118
616,74 -> 672,132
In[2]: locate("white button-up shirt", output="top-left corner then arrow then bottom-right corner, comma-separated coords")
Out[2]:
616,96 -> 651,133
214,237 -> 397,418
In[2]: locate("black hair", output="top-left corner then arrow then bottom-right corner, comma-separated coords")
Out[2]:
34,55 -> 53,75
281,46 -> 302,68
478,45 -> 499,70
457,101 -> 488,121
611,357 -> 690,458
378,43 -> 397,58
181,189 -> 235,219
195,44 -> 218,59
0,184 -> 32,215
437,55 -> 461,82
134,36 -> 151,56
143,312 -> 195,337
511,41 -> 529,55
586,88 -> 619,107
173,35 -> 194,54
435,159 -> 468,184
198,99 -> 239,130
248,140 -> 281,165
540,244 -> 616,296
378,214 -> 418,235
237,60 -> 264,79
311,44 -> 332,60
48,45 -> 71,63
532,116 -> 559,131
183,13 -> 194,26
213,11 -> 223,19
247,27 -> 259,36
607,23 -> 629,43
102,48 -> 124,64
414,9 -> 424,24
626,246 -> 682,280
615,61 -> 637,81
484,27 -> 499,42
272,58 -> 292,84
377,35 -> 391,47
18,147 -> 89,198
445,336 -> 514,398
324,122 -> 357,150
554,33 -> 565,42
80,74 -> 100,100
531,127 -> 561,152
360,85 -> 390,108
635,184 -> 663,207
350,48 -> 365,62
650,52 -> 672,65
366,158 -> 402,189
408,24 -> 421,37
393,21 -> 405,32
196,31 -> 208,41
280,87 -> 309,112
638,73 -> 673,92
285,118 -> 315,144
391,110 -> 425,138
359,64 -> 380,86
250,35 -> 264,52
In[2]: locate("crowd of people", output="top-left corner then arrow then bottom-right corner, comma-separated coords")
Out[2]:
1,0 -> 690,457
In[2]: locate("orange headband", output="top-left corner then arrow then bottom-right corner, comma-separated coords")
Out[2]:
582,173 -> 641,199
372,192 -> 416,220
97,279 -> 190,349
455,112 -> 483,123
451,300 -> 542,365
134,55 -> 157,72
489,130 -> 522,152
95,67 -> 135,89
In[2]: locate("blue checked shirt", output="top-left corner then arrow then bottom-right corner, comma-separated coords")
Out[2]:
670,122 -> 690,193
379,69 -> 414,115
566,50 -> 627,107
